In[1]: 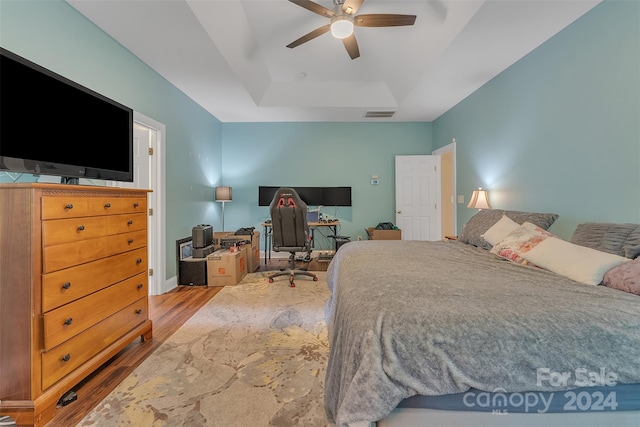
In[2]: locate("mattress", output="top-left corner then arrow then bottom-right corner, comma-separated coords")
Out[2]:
398,383 -> 640,413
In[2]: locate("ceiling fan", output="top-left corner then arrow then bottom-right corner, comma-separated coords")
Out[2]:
286,0 -> 417,60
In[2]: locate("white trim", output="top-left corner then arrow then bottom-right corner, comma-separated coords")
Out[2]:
132,111 -> 167,295
166,275 -> 178,293
433,140 -> 457,235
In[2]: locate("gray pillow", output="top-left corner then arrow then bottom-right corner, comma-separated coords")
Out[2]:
570,223 -> 640,258
458,209 -> 559,250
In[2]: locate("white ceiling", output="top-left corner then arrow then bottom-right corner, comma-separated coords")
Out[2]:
67,0 -> 601,123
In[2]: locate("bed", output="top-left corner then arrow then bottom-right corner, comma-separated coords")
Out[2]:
324,210 -> 640,427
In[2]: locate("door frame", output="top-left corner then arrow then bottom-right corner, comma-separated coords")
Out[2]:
132,111 -> 166,296
433,140 -> 457,236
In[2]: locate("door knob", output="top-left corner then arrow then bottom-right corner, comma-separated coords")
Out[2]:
396,210 -> 402,214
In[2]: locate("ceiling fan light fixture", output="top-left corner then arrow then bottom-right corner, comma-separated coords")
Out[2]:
331,15 -> 354,39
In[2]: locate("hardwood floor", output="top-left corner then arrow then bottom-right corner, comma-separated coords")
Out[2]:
45,257 -> 328,426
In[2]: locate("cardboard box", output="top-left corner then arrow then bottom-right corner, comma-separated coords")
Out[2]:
206,249 -> 247,286
233,231 -> 260,272
366,227 -> 402,240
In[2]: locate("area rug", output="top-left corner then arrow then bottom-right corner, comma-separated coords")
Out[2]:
78,271 -> 330,427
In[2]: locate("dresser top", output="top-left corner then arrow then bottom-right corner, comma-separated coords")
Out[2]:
0,183 -> 151,193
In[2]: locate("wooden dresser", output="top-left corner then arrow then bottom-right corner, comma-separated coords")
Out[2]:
0,183 -> 153,426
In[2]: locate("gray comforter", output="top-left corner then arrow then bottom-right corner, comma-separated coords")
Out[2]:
324,240 -> 640,426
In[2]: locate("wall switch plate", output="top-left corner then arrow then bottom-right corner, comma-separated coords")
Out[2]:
457,195 -> 465,203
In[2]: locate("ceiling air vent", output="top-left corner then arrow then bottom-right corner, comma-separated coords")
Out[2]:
365,111 -> 396,118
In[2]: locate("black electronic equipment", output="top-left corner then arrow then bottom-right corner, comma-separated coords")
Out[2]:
192,224 -> 213,248
178,257 -> 207,286
0,47 -> 133,183
192,244 -> 216,258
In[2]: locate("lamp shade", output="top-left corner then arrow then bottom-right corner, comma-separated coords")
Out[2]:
467,188 -> 491,210
215,186 -> 232,202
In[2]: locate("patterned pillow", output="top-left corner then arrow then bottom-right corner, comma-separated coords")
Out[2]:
602,258 -> 640,296
459,209 -> 559,250
490,223 -> 554,264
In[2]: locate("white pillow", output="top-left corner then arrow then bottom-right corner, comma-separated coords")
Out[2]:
521,237 -> 629,285
482,215 -> 520,246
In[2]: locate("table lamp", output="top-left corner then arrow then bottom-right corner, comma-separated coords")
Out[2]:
467,187 -> 491,210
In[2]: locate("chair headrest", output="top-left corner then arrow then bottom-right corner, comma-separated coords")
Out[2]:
270,187 -> 306,210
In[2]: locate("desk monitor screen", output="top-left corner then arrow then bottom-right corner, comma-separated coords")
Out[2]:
322,186 -> 352,206
259,186 -> 323,206
258,186 -> 352,207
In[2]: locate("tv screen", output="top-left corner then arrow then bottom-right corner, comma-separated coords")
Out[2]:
0,47 -> 133,183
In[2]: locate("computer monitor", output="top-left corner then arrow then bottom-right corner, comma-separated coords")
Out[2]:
322,187 -> 352,206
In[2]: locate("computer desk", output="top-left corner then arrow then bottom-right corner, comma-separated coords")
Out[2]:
262,221 -> 340,265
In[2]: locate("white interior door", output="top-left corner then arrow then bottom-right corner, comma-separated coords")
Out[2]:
395,155 -> 441,240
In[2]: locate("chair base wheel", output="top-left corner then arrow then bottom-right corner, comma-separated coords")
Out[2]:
268,278 -> 274,283
313,276 -> 319,281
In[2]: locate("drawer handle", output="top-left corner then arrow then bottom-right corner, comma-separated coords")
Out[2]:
133,202 -> 139,208
64,203 -> 73,210
77,225 -> 85,231
128,239 -> 134,244
64,317 -> 73,326
135,309 -> 143,315
127,220 -> 134,225
104,202 -> 112,208
136,258 -> 143,264
61,354 -> 71,362
137,283 -> 143,290
62,282 -> 71,290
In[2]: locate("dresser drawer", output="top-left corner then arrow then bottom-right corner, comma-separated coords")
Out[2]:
42,248 -> 147,311
42,195 -> 147,219
42,196 -> 91,219
89,197 -> 147,215
108,230 -> 147,255
41,297 -> 148,390
43,273 -> 148,351
42,236 -> 110,273
107,213 -> 146,234
42,216 -> 108,246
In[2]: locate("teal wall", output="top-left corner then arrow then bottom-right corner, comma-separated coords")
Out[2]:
433,0 -> 640,239
2,0 -> 639,282
220,122 -> 432,247
0,0 -> 223,279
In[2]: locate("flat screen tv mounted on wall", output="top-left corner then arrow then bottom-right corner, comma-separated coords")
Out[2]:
0,47 -> 134,183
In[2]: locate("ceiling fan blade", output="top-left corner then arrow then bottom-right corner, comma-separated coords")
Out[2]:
342,34 -> 360,60
342,0 -> 364,15
288,0 -> 334,18
287,24 -> 331,49
354,14 -> 417,27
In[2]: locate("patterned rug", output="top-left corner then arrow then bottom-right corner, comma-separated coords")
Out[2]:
78,272 -> 330,427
